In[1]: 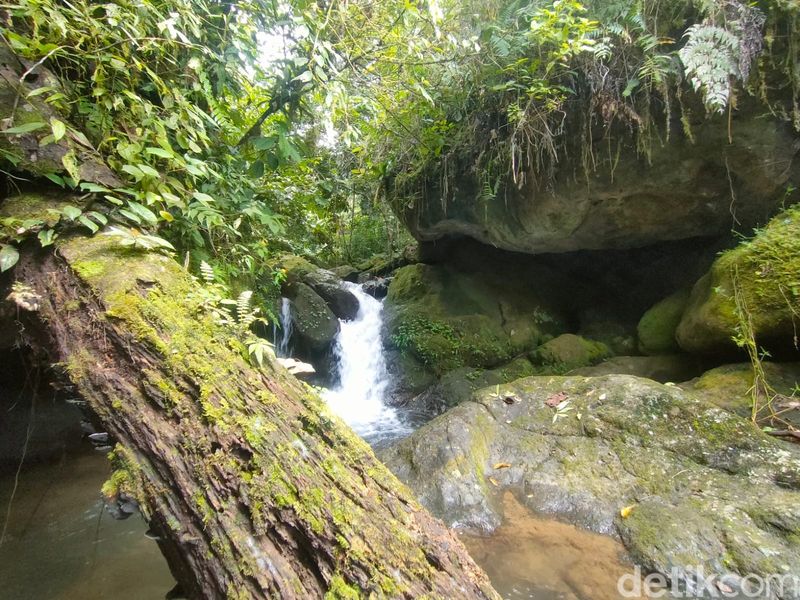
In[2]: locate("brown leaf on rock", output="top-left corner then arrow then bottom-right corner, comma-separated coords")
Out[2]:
493,462 -> 511,470
545,392 -> 568,408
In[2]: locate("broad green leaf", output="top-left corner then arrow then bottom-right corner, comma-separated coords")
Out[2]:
50,118 -> 66,142
119,209 -> 142,224
1,122 -> 46,134
145,147 -> 174,159
192,191 -> 215,204
126,201 -> 158,224
252,136 -> 276,151
0,245 -> 19,272
121,164 -> 145,180
78,215 -> 99,233
61,150 -> 80,182
80,182 -> 112,193
61,205 -> 82,220
138,164 -> 161,178
38,229 -> 56,247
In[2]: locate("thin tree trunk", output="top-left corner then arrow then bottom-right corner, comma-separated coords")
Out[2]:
11,229 -> 498,600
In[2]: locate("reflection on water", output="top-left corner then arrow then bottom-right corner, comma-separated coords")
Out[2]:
0,445 -> 174,600
461,492 -> 642,600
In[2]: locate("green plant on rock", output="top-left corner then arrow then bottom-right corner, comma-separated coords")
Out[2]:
191,261 -> 273,368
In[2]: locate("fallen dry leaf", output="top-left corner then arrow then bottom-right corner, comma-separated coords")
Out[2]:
493,462 -> 512,470
620,504 -> 637,519
488,477 -> 499,487
545,392 -> 568,408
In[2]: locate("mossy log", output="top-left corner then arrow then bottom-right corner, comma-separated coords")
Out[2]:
11,231 -> 498,599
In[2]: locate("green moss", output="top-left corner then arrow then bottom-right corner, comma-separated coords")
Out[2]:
677,204 -> 800,352
72,259 -> 106,280
637,289 -> 690,355
531,334 -> 611,372
325,575 -> 362,599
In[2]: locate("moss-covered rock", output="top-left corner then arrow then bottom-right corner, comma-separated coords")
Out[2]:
288,283 -> 339,354
569,354 -> 705,383
637,289 -> 690,355
276,254 -> 359,321
683,362 -> 800,425
677,205 -> 800,354
381,374 -> 800,592
385,263 -> 566,384
530,334 -> 611,372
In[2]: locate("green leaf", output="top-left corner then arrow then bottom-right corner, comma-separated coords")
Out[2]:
119,209 -> 142,224
126,201 -> 158,224
50,118 -> 66,142
61,150 -> 80,182
252,136 -> 276,151
61,205 -> 82,220
38,229 -> 56,247
1,122 -> 46,134
192,191 -> 215,204
78,214 -> 99,233
80,182 -> 112,193
121,164 -> 145,180
45,172 -> 66,187
145,147 -> 174,159
0,245 -> 19,272
138,164 -> 161,178
86,211 -> 108,225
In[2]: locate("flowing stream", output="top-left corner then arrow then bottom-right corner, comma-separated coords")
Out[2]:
322,283 -> 411,448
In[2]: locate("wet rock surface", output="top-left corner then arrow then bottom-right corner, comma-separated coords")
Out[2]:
381,373 -> 800,596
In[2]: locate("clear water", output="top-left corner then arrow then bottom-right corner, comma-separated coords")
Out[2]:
0,445 -> 174,599
461,492 -> 644,600
322,283 -> 411,448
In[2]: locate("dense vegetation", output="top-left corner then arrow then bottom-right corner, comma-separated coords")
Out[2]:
1,0 -> 797,303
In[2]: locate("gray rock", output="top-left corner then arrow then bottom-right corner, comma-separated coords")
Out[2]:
382,374 -> 800,595
394,114 -> 797,254
287,283 -> 339,354
569,354 -> 705,383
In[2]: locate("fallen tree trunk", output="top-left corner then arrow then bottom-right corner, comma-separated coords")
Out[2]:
8,219 -> 498,599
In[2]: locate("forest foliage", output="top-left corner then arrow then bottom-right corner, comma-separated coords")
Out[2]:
1,0 -> 797,287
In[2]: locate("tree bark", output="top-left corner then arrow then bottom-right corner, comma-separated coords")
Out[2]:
10,228 -> 498,600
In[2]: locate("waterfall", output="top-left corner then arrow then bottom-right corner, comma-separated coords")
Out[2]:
323,283 -> 410,446
274,297 -> 293,358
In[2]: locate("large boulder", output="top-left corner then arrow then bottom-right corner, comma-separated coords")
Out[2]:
381,374 -> 800,595
682,362 -> 800,428
287,282 -> 339,354
637,289 -> 690,355
396,113 -> 797,254
677,205 -> 800,354
529,333 -> 611,372
384,263 -> 567,386
277,254 -> 359,321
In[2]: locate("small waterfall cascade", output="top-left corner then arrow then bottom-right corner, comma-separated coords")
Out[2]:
274,297 -> 293,358
323,283 -> 410,445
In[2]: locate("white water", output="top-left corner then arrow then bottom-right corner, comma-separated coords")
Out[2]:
274,297 -> 293,358
323,283 -> 411,445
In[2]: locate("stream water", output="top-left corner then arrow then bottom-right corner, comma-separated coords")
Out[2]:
322,283 -> 411,448
0,445 -> 174,598
1,282 -> 641,599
